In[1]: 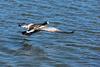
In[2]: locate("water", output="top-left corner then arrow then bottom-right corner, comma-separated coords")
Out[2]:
0,0 -> 100,67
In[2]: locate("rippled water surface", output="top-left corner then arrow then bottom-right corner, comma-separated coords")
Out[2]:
0,0 -> 100,67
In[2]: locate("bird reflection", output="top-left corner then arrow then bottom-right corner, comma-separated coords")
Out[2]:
14,39 -> 49,67
15,39 -> 47,58
21,41 -> 32,50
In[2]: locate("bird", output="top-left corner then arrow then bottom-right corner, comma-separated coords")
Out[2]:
18,21 -> 74,35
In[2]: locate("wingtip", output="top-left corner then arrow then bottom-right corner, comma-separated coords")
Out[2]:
47,21 -> 49,24
21,31 -> 33,35
42,21 -> 49,25
22,31 -> 27,35
44,21 -> 49,24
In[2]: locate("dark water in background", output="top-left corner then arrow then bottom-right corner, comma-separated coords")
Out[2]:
0,0 -> 100,67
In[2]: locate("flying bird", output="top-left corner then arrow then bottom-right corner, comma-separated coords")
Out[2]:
18,21 -> 74,35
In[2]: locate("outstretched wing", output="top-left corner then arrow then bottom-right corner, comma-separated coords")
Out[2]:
41,27 -> 61,32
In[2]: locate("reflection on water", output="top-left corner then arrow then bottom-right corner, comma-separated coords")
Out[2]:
14,40 -> 49,67
0,0 -> 100,67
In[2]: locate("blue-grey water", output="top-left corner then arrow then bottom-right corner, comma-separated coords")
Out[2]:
0,0 -> 100,67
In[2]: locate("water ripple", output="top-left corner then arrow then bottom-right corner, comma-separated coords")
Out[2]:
0,0 -> 100,67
